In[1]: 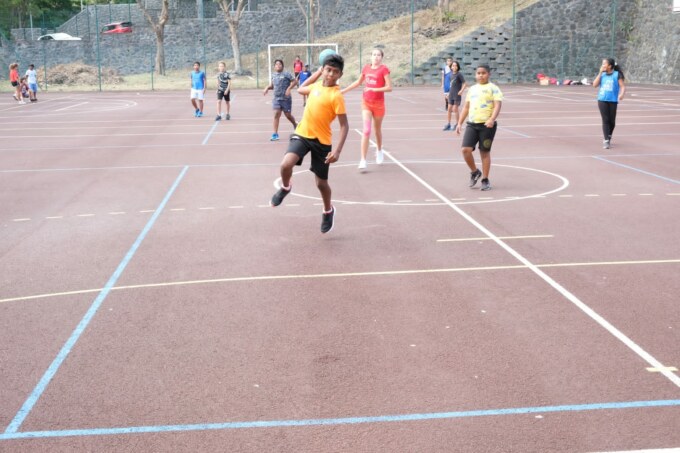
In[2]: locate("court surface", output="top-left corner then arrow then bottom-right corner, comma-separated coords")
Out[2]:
0,83 -> 679,452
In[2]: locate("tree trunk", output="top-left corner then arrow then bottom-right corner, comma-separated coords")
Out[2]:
228,21 -> 243,74
218,0 -> 247,75
155,29 -> 165,75
136,0 -> 169,75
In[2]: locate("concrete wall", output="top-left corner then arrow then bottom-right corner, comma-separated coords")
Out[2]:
4,0 -> 435,76
624,1 -> 680,85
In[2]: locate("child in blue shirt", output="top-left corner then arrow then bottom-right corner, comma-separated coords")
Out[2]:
298,64 -> 312,106
190,61 -> 206,117
593,58 -> 625,149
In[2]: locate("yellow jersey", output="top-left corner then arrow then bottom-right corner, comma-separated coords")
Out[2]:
466,82 -> 503,123
295,81 -> 346,145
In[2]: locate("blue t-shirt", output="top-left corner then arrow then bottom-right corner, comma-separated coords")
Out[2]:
597,71 -> 621,103
191,70 -> 206,90
442,66 -> 452,93
298,70 -> 312,86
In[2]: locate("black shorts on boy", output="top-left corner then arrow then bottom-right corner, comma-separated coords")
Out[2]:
462,121 -> 497,152
287,134 -> 332,180
448,93 -> 462,106
217,90 -> 230,101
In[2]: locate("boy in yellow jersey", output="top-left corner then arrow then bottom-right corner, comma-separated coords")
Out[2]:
270,54 -> 349,234
456,64 -> 503,191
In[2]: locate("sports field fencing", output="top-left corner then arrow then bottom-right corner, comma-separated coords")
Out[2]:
1,0 -> 630,92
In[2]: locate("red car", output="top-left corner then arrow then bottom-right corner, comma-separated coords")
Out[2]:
101,21 -> 132,34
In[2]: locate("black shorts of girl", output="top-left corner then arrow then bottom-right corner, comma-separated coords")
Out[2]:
217,90 -> 230,101
287,134 -> 332,180
11,81 -> 18,87
462,121 -> 498,152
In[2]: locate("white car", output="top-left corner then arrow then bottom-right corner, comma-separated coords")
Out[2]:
37,33 -> 81,41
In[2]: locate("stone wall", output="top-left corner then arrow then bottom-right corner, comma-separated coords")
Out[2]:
512,0 -> 637,82
6,0 -> 435,76
624,1 -> 680,85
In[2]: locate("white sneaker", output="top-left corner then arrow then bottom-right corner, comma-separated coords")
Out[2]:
603,139 -> 610,149
358,159 -> 367,170
375,149 -> 384,164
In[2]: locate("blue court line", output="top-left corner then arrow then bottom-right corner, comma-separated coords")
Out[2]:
593,156 -> 680,184
3,166 -> 189,435
1,399 -> 678,440
202,120 -> 220,145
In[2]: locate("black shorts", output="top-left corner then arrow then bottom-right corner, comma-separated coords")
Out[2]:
462,121 -> 497,152
448,94 -> 462,106
217,90 -> 230,101
11,81 -> 18,87
287,134 -> 332,180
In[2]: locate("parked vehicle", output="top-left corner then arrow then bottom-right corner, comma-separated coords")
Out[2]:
37,32 -> 82,41
101,21 -> 133,34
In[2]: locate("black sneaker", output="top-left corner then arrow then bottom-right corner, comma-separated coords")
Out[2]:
469,169 -> 482,187
270,186 -> 291,207
480,178 -> 491,191
320,206 -> 335,234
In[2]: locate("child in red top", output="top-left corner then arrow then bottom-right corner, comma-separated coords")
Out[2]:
9,63 -> 24,104
342,48 -> 392,170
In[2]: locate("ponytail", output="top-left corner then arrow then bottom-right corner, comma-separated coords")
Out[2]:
606,57 -> 625,81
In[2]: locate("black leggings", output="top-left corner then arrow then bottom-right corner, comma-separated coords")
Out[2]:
598,101 -> 618,140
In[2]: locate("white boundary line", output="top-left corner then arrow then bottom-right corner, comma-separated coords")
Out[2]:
359,131 -> 680,388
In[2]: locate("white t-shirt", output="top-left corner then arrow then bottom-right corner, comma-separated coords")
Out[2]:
25,69 -> 37,84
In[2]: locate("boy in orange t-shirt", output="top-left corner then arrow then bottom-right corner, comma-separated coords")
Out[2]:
270,53 -> 349,234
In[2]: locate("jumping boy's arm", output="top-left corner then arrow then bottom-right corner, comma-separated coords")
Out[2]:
456,100 -> 470,135
325,114 -> 349,164
263,81 -> 273,95
340,74 -> 365,94
485,100 -> 502,128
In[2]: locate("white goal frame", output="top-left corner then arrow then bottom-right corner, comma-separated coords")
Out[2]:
267,43 -> 339,81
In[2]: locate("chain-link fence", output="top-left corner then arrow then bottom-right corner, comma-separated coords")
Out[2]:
0,0 -> 635,93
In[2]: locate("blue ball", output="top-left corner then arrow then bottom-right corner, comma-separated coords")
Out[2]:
318,49 -> 336,66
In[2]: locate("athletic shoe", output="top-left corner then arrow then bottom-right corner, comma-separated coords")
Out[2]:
603,139 -> 610,149
358,159 -> 367,170
375,149 -> 384,165
443,123 -> 451,131
197,111 -> 203,117
226,113 -> 230,120
270,186 -> 291,207
195,108 -> 199,116
469,169 -> 482,187
215,115 -> 221,121
481,178 -> 491,191
270,133 -> 279,141
320,206 -> 335,233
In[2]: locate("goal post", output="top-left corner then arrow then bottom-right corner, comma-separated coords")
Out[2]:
267,43 -> 339,81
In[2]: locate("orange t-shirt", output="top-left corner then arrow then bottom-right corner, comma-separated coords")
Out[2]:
9,69 -> 19,83
295,81 -> 346,146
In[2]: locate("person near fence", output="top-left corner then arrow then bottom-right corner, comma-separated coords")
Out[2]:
190,61 -> 206,118
263,59 -> 298,141
19,77 -> 29,100
298,64 -> 312,106
269,53 -> 349,234
593,58 -> 625,149
456,64 -> 503,192
341,48 -> 392,170
9,63 -> 24,105
293,56 -> 304,79
215,61 -> 231,121
25,64 -> 38,102
445,60 -> 467,131
441,57 -> 453,129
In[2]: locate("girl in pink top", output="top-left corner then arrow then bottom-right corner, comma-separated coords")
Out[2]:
342,48 -> 392,170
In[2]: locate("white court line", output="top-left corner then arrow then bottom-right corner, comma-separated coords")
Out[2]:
358,131 -> 680,388
55,102 -> 89,112
437,235 -> 553,242
392,95 -> 418,104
